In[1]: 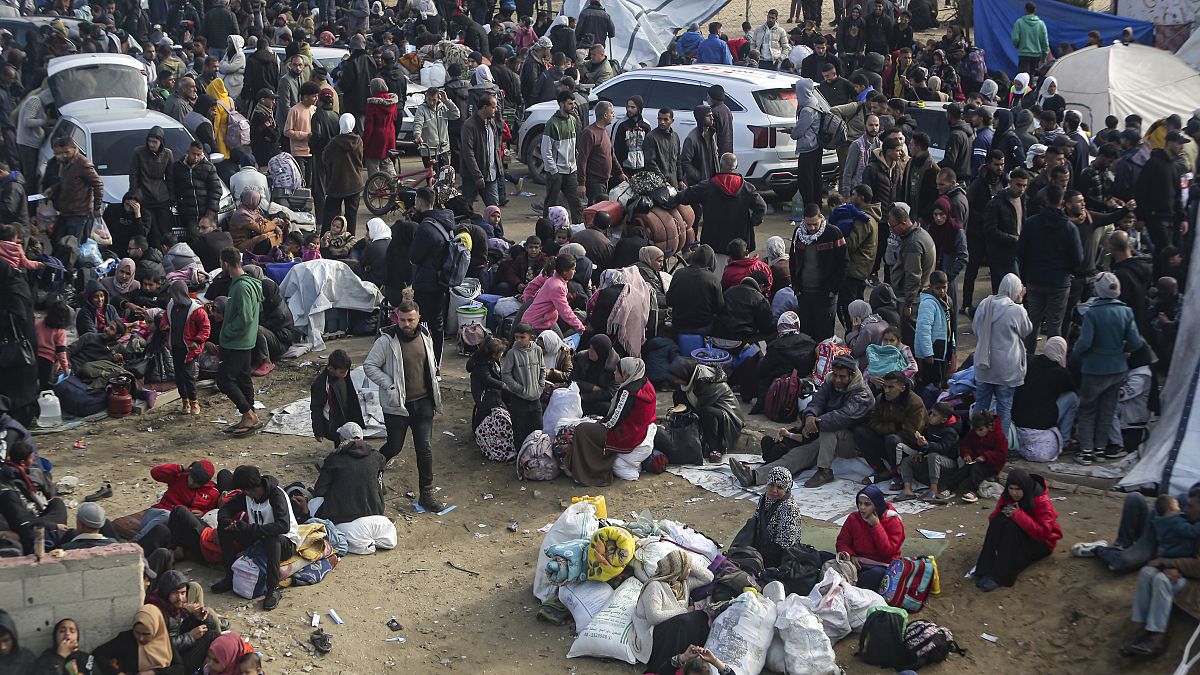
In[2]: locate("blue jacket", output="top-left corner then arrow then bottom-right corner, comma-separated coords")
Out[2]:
1073,299 -> 1143,375
914,290 -> 951,360
696,35 -> 733,65
676,30 -> 704,59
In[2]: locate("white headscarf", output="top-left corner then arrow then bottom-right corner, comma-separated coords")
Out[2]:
1011,72 -> 1031,95
1036,76 -> 1058,106
537,330 -> 564,369
339,112 -> 355,134
765,236 -> 789,266
367,217 -> 391,242
474,64 -> 493,84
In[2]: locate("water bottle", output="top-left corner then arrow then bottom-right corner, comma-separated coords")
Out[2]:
36,391 -> 62,428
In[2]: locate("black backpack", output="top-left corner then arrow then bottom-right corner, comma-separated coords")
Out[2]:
856,607 -> 916,669
760,543 -> 824,596
904,619 -> 967,668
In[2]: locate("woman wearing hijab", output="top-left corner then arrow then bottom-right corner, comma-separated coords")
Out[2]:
30,617 -> 91,674
1007,72 -> 1032,109
201,632 -> 252,674
845,298 -> 889,370
323,113 -> 365,236
973,468 -> 1061,591
587,266 -> 652,358
928,195 -> 968,319
1036,76 -> 1066,120
101,258 -> 142,300
635,246 -> 668,338
763,236 -> 791,298
93,604 -> 182,674
571,334 -> 620,416
971,273 -> 1032,437
206,79 -> 237,160
364,78 -> 399,179
632,549 -> 716,672
1012,335 -> 1077,462
669,357 -> 744,463
159,280 -> 211,415
836,484 -> 906,589
228,190 -> 285,254
751,311 -> 816,415
382,219 -> 416,305
536,329 -> 573,386
558,242 -> 593,293
359,217 -> 392,287
564,357 -> 656,487
732,467 -> 803,568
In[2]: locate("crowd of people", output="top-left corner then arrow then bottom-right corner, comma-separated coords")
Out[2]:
0,0 -> 1195,670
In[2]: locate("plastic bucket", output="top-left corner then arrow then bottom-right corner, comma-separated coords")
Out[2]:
455,303 -> 487,329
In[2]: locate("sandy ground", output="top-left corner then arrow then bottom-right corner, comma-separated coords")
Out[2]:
35,152 -> 1190,675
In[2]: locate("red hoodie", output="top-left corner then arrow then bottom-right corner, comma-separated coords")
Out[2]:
960,417 -> 1007,475
720,255 -> 773,291
150,462 -> 219,512
988,476 -> 1063,550
836,507 -> 905,564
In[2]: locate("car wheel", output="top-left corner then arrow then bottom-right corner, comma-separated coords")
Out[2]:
522,130 -> 547,185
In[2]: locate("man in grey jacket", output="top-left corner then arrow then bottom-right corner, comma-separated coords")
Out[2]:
730,355 -> 874,488
888,203 -> 936,345
362,300 -> 444,512
791,78 -> 825,207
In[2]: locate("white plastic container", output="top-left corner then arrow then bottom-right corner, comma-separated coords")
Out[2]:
37,391 -> 62,428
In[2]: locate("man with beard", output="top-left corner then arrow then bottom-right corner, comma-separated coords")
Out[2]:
680,105 -> 719,187
614,96 -> 651,176
275,55 -> 306,152
1061,190 -> 1131,336
644,108 -> 684,190
308,89 -> 341,223
1016,185 -> 1081,352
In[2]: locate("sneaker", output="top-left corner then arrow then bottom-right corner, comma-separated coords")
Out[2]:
1076,450 -> 1095,466
960,492 -> 978,503
804,468 -> 834,488
418,491 -> 446,512
210,578 -> 233,594
728,458 -> 755,488
1104,444 -> 1128,459
1071,540 -> 1109,558
263,587 -> 281,611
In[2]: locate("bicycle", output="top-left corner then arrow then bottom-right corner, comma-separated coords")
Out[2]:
361,149 -> 434,216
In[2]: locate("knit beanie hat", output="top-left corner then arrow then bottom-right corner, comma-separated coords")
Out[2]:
188,460 -> 215,485
78,502 -> 106,529
1095,272 -> 1121,299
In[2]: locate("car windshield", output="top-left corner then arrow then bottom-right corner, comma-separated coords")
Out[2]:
754,88 -> 797,117
50,63 -> 147,108
90,128 -> 192,175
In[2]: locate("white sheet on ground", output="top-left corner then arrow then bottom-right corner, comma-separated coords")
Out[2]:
278,259 -> 383,351
262,367 -> 387,438
665,454 -> 934,523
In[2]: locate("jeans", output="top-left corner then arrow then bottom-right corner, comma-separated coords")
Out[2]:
545,171 -> 583,223
1132,565 -> 1186,633
962,233 -> 986,309
1057,391 -> 1079,446
1023,285 -> 1070,352
57,214 -> 91,246
382,397 -> 436,491
989,257 -> 1018,293
1097,494 -> 1157,572
323,192 -> 361,235
1077,371 -> 1126,451
795,292 -> 836,343
973,381 -> 1015,436
145,205 -> 175,249
217,347 -> 254,414
461,178 -> 500,209
172,345 -> 198,400
133,507 -> 171,542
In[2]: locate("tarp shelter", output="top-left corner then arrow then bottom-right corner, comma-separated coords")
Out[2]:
563,0 -> 730,71
974,0 -> 1154,76
1044,43 -> 1200,131
1119,207 -> 1200,497
278,259 -> 383,351
1179,27 -> 1200,72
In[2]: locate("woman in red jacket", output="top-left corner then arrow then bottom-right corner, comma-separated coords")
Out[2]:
973,468 -> 1062,591
363,78 -> 399,178
565,357 -> 657,487
158,280 -> 211,415
836,484 -> 906,589
942,411 -> 1007,504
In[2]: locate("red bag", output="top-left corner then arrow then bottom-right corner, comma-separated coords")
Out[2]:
765,370 -> 802,422
583,199 -> 625,227
811,338 -> 852,386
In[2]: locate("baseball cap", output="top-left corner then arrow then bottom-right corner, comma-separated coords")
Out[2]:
256,87 -> 278,100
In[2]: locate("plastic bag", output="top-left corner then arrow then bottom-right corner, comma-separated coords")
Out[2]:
801,568 -> 852,642
78,239 -> 103,267
631,538 -> 681,582
842,581 -> 887,631
533,502 -> 599,603
704,590 -> 777,675
661,520 -> 720,563
90,217 -> 112,246
558,580 -> 614,631
334,515 -> 397,554
566,577 -> 644,663
613,423 -> 656,481
776,595 -> 840,675
543,383 -> 583,434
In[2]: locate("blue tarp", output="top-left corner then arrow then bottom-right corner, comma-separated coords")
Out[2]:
974,0 -> 1155,76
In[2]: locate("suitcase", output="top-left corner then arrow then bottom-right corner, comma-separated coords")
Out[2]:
583,200 -> 625,228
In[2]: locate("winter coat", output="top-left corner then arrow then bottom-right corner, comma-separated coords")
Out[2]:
1135,147 -> 1185,223
462,111 -> 503,183
868,386 -> 927,445
1112,254 -> 1153,334
891,224 -> 935,312
841,202 -> 880,281
790,78 -> 823,154
412,101 -> 460,156
1012,354 -> 1075,430
696,34 -> 733,65
899,152 -> 940,222
836,504 -> 904,563
960,417 -> 1007,474
805,364 -> 875,430
129,126 -> 175,206
721,256 -> 773,292
943,120 -> 974,180
989,473 -> 1062,549
409,208 -> 457,293
172,157 -> 222,221
157,299 -> 210,362
310,368 -> 366,442
915,290 -> 952,361
679,173 -> 767,252
1073,298 -> 1143,376
862,149 -> 905,212
759,332 -> 817,385
243,48 -> 280,109
362,325 -> 443,416
314,440 -> 386,524
644,126 -> 682,185
681,364 -> 744,447
576,2 -> 616,43
1010,14 -> 1049,58
713,278 -> 775,341
149,462 -> 218,513
984,189 -> 1025,262
217,474 -> 301,546
921,417 -> 962,459
789,224 -> 848,296
502,342 -> 545,402
203,6 -> 240,50
1016,207 -> 1082,288
680,116 -> 718,185
667,246 -> 723,332
76,280 -> 121,335
49,153 -> 104,217
323,133 -> 365,197
364,94 -> 398,160
339,51 -> 377,115
219,35 -> 247,100
601,377 -> 657,450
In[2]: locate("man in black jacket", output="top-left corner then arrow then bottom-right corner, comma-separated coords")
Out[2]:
212,465 -> 300,611
338,34 -> 377,131
983,167 -> 1029,292
310,349 -> 366,446
313,422 -> 386,525
678,153 -> 767,270
942,103 -> 974,183
1134,131 -> 1188,249
520,37 -> 551,106
1077,143 -> 1121,213
408,187 -> 457,365
1107,229 -> 1154,336
576,0 -> 616,45
460,93 -> 502,208
171,142 -> 222,242
680,105 -> 719,187
644,108 -> 684,189
790,203 -> 848,341
1016,185 -> 1082,351
713,273 -> 775,342
667,244 -> 723,334
614,95 -> 651,175
963,150 -> 1007,312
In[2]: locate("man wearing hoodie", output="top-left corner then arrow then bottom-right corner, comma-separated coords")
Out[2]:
576,0 -> 616,46
0,609 -> 35,672
791,77 -> 826,208
679,153 -> 767,270
212,464 -> 300,610
314,422 -> 386,524
1135,130 -> 1189,250
1010,3 -> 1049,76
408,187 -> 457,364
1017,185 -> 1082,352
129,127 -> 175,249
614,96 -> 651,175
362,300 -> 444,511
667,244 -> 724,334
942,103 -> 974,182
216,247 -> 263,436
645,108 -> 684,189
969,107 -> 994,180
790,203 -> 848,341
680,105 -> 719,187
219,35 -> 246,101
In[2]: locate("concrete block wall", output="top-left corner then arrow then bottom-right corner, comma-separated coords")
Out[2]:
0,543 -> 145,654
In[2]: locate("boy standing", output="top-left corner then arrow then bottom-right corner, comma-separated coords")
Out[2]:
310,349 -> 365,446
502,323 -> 545,447
914,270 -> 954,389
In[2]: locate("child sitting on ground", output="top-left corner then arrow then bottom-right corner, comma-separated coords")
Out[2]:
896,401 -> 962,502
1153,495 -> 1200,558
310,349 -> 365,447
320,216 -> 358,261
0,223 -> 43,270
238,652 -> 264,675
941,410 -> 1008,504
865,326 -> 919,388
301,232 -> 322,261
284,231 -> 304,261
502,323 -> 545,448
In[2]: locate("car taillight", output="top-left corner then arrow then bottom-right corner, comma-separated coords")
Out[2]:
749,125 -> 777,148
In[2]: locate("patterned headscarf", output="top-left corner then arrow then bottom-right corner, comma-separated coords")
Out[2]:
759,467 -> 801,548
647,549 -> 691,601
777,311 -> 801,336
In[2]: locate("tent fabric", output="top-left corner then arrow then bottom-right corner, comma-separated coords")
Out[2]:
1118,208 -> 1200,497
974,0 -> 1154,76
1179,28 -> 1200,72
1044,44 -> 1200,132
564,0 -> 730,71
278,259 -> 383,351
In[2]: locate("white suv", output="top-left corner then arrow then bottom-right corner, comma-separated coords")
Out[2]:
516,64 -> 839,200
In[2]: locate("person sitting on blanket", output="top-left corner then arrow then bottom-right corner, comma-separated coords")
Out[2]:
145,569 -> 220,673
854,369 -> 928,485
310,349 -> 366,447
133,460 -> 219,542
836,484 -> 905,590
895,401 -> 962,502
210,465 -> 301,611
60,502 -> 118,550
731,467 -> 803,569
940,410 -> 1008,504
313,422 -> 386,525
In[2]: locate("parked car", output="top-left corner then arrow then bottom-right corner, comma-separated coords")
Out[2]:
515,64 -> 839,199
45,53 -> 150,116
904,101 -> 998,165
0,16 -> 85,83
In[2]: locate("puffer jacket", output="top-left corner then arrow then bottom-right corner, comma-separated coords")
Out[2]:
713,277 -> 775,341
128,126 -> 175,206
171,156 -> 222,221
867,383 -> 927,446
314,440 -> 387,524
323,132 -> 365,197
989,473 -> 1062,549
218,35 -> 247,100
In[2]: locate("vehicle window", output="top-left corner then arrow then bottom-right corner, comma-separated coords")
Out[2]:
753,88 -> 797,117
89,128 -> 192,175
49,63 -> 148,107
907,107 -> 950,152
595,78 -> 647,106
643,81 -> 708,112
722,95 -> 746,113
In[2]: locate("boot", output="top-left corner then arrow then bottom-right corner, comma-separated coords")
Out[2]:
418,489 -> 445,512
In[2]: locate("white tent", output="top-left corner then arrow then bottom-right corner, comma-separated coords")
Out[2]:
1179,27 -> 1200,73
1047,43 -> 1200,130
1118,206 -> 1200,497
563,0 -> 730,71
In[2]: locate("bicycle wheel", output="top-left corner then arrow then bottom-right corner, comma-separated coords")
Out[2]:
363,172 -> 398,215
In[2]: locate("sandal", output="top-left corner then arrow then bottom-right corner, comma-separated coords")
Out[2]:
922,492 -> 949,504
893,494 -> 918,502
310,629 -> 333,654
231,421 -> 265,437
